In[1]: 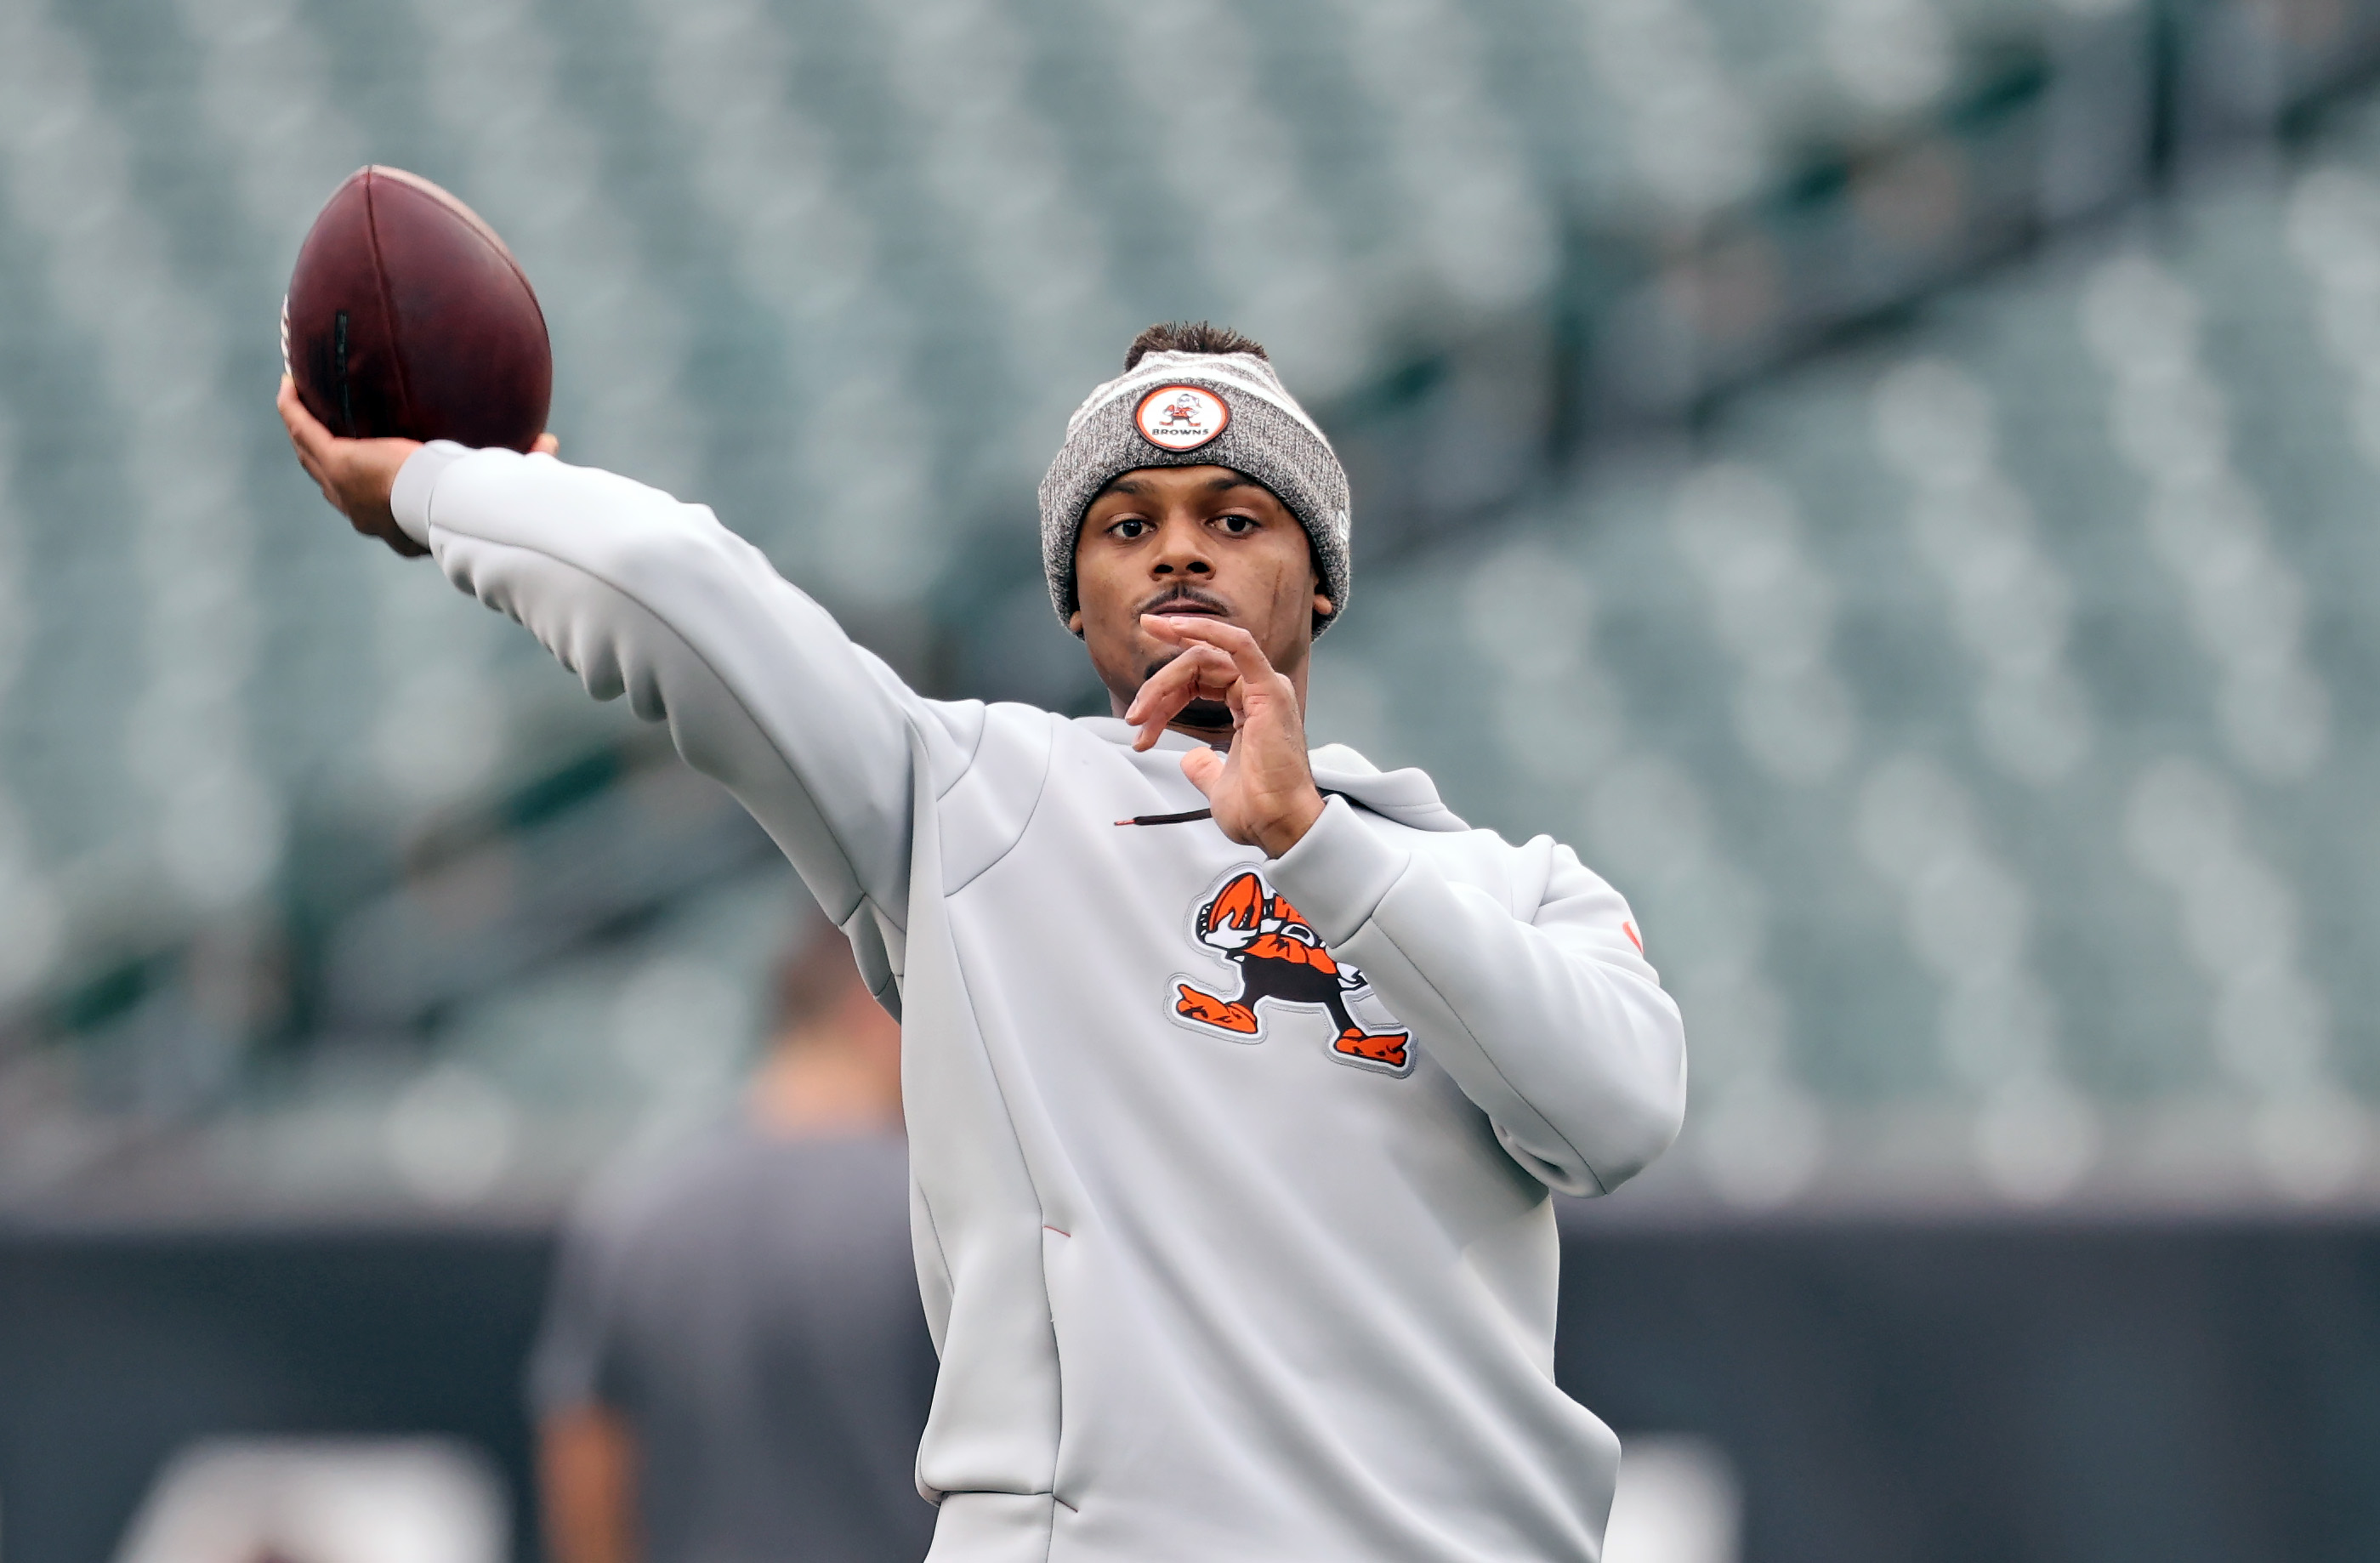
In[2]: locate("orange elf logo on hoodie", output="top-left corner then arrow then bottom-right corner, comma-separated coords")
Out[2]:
1171,869 -> 1412,1074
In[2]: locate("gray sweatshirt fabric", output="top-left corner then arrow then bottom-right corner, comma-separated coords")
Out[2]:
391,442 -> 1688,1563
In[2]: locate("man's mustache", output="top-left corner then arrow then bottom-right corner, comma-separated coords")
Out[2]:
1138,585 -> 1233,617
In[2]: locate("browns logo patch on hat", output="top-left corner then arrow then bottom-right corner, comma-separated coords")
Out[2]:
1134,384 -> 1229,452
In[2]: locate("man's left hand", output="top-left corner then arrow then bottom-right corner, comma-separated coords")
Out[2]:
1125,616 -> 1325,857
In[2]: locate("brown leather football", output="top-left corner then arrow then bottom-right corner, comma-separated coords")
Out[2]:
283,167 -> 551,452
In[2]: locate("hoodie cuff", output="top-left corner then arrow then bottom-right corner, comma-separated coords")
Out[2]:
1265,794 -> 1410,949
389,440 -> 474,548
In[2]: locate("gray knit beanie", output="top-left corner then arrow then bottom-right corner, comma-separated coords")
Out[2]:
1038,347 -> 1352,635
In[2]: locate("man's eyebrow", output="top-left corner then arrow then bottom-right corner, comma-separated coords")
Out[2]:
1103,477 -> 1148,497
1205,473 -> 1264,494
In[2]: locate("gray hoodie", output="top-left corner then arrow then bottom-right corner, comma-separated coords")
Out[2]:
391,442 -> 1688,1563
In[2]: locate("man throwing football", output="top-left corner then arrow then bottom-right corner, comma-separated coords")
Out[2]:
281,320 -> 1687,1563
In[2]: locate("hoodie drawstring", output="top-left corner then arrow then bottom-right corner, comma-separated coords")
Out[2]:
1114,790 -> 1351,828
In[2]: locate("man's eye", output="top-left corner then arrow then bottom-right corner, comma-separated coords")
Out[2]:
1217,514 -> 1256,534
1113,518 -> 1150,538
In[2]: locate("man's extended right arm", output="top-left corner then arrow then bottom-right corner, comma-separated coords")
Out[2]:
391,440 -> 948,935
280,383 -> 960,975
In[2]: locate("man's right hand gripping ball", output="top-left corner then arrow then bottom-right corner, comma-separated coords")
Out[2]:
278,377 -> 556,557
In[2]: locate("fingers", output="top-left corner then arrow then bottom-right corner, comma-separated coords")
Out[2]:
281,387 -> 351,515
1128,652 -> 1231,750
287,435 -> 326,487
277,376 -> 333,462
1145,614 -> 1276,688
280,380 -> 350,515
1123,641 -> 1211,722
287,442 -> 341,509
1125,640 -> 1236,749
1179,745 -> 1224,798
1126,612 -> 1298,748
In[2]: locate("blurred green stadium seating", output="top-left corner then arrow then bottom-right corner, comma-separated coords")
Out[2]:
1320,113 -> 2380,1209
3,0 -> 2379,1217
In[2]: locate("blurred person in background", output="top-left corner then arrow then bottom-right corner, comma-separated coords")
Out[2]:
530,921 -> 936,1563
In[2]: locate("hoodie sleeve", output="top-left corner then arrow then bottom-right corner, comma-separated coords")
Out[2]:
389,442 -> 971,980
1264,797 -> 1686,1196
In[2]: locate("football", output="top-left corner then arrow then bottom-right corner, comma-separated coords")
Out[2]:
283,166 -> 551,452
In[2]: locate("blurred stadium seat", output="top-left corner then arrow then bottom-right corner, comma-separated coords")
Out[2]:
0,0 -> 2377,1220
1319,129 -> 2380,1210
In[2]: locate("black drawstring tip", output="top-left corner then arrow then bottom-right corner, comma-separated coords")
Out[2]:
1116,808 -> 1215,827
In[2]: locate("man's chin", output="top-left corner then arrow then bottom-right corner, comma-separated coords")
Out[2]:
1171,698 -> 1234,732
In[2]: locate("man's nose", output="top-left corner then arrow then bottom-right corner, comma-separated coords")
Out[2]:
1151,516 -> 1213,576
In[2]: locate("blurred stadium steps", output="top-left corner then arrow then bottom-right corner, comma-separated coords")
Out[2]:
3,0 -> 2380,1219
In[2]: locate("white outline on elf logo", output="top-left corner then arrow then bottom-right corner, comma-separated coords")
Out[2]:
1133,384 -> 1229,452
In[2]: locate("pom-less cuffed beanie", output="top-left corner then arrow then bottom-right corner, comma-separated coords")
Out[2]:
1038,349 -> 1351,635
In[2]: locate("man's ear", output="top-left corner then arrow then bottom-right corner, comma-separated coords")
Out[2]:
1313,593 -> 1334,621
1067,609 -> 1086,639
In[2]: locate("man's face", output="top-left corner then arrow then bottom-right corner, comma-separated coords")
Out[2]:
1071,465 -> 1332,736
